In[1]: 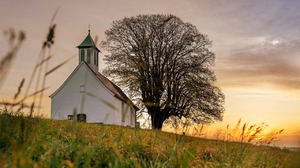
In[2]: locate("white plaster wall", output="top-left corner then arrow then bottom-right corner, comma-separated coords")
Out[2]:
130,107 -> 135,127
113,97 -> 135,127
51,63 -> 136,127
51,64 -> 116,124
124,103 -> 135,127
114,97 -> 122,126
123,104 -> 131,126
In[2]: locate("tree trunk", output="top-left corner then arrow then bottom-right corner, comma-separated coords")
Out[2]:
149,108 -> 169,130
151,114 -> 164,130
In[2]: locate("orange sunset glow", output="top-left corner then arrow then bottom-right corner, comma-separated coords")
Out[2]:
1,0 -> 299,148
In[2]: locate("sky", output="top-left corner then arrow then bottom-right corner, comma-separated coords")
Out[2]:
0,0 -> 299,147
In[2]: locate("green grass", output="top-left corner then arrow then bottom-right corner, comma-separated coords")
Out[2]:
0,111 -> 299,168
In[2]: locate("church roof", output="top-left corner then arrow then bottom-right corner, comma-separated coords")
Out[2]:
77,32 -> 100,52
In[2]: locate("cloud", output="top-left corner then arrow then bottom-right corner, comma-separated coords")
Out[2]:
216,38 -> 300,90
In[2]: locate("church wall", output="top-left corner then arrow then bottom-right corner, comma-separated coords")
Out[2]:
113,98 -> 135,127
114,98 -> 123,126
51,64 -> 116,124
51,32 -> 136,127
124,105 -> 135,127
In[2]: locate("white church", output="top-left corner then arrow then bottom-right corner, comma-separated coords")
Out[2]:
50,30 -> 138,127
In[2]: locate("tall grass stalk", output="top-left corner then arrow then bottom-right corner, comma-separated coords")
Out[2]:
0,10 -> 73,117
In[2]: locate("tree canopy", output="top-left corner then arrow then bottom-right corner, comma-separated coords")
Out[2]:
102,14 -> 225,130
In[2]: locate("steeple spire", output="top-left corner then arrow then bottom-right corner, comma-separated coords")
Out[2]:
88,24 -> 90,34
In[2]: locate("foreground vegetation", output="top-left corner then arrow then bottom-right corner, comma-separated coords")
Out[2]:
0,111 -> 299,168
1,13 -> 299,167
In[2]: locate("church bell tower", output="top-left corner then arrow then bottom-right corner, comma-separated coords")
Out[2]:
77,29 -> 100,72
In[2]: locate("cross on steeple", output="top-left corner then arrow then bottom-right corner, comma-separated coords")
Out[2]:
88,24 -> 90,34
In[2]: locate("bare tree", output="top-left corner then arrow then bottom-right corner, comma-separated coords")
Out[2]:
102,14 -> 224,130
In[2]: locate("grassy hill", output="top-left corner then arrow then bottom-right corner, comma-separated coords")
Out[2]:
0,112 -> 299,168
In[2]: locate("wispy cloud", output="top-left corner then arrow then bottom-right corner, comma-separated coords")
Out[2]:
217,38 -> 300,90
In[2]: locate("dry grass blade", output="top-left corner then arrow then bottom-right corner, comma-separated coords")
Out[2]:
43,24 -> 56,49
86,92 -> 117,110
0,52 -> 13,82
45,61 -> 66,76
240,123 -> 247,142
23,49 -> 45,99
36,55 -> 52,67
1,10 -> 69,119
27,87 -> 50,100
0,101 -> 30,109
17,87 -> 50,105
247,124 -> 256,132
43,8 -> 59,49
49,7 -> 59,27
14,78 -> 25,99
193,124 -> 204,137
29,102 -> 35,116
267,137 -> 277,145
0,29 -> 25,89
45,55 -> 75,76
21,10 -> 59,115
0,101 -> 18,107
234,118 -> 242,133
278,129 -> 284,134
103,113 -> 110,123
15,103 -> 30,113
37,54 -> 50,114
248,127 -> 262,143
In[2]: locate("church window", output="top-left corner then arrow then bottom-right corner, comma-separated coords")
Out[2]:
87,49 -> 91,63
80,49 -> 85,62
68,115 -> 74,120
80,85 -> 85,93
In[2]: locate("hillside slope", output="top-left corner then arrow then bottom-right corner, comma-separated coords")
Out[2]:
0,113 -> 299,167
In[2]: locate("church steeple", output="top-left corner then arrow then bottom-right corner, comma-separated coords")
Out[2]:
77,29 -> 100,72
